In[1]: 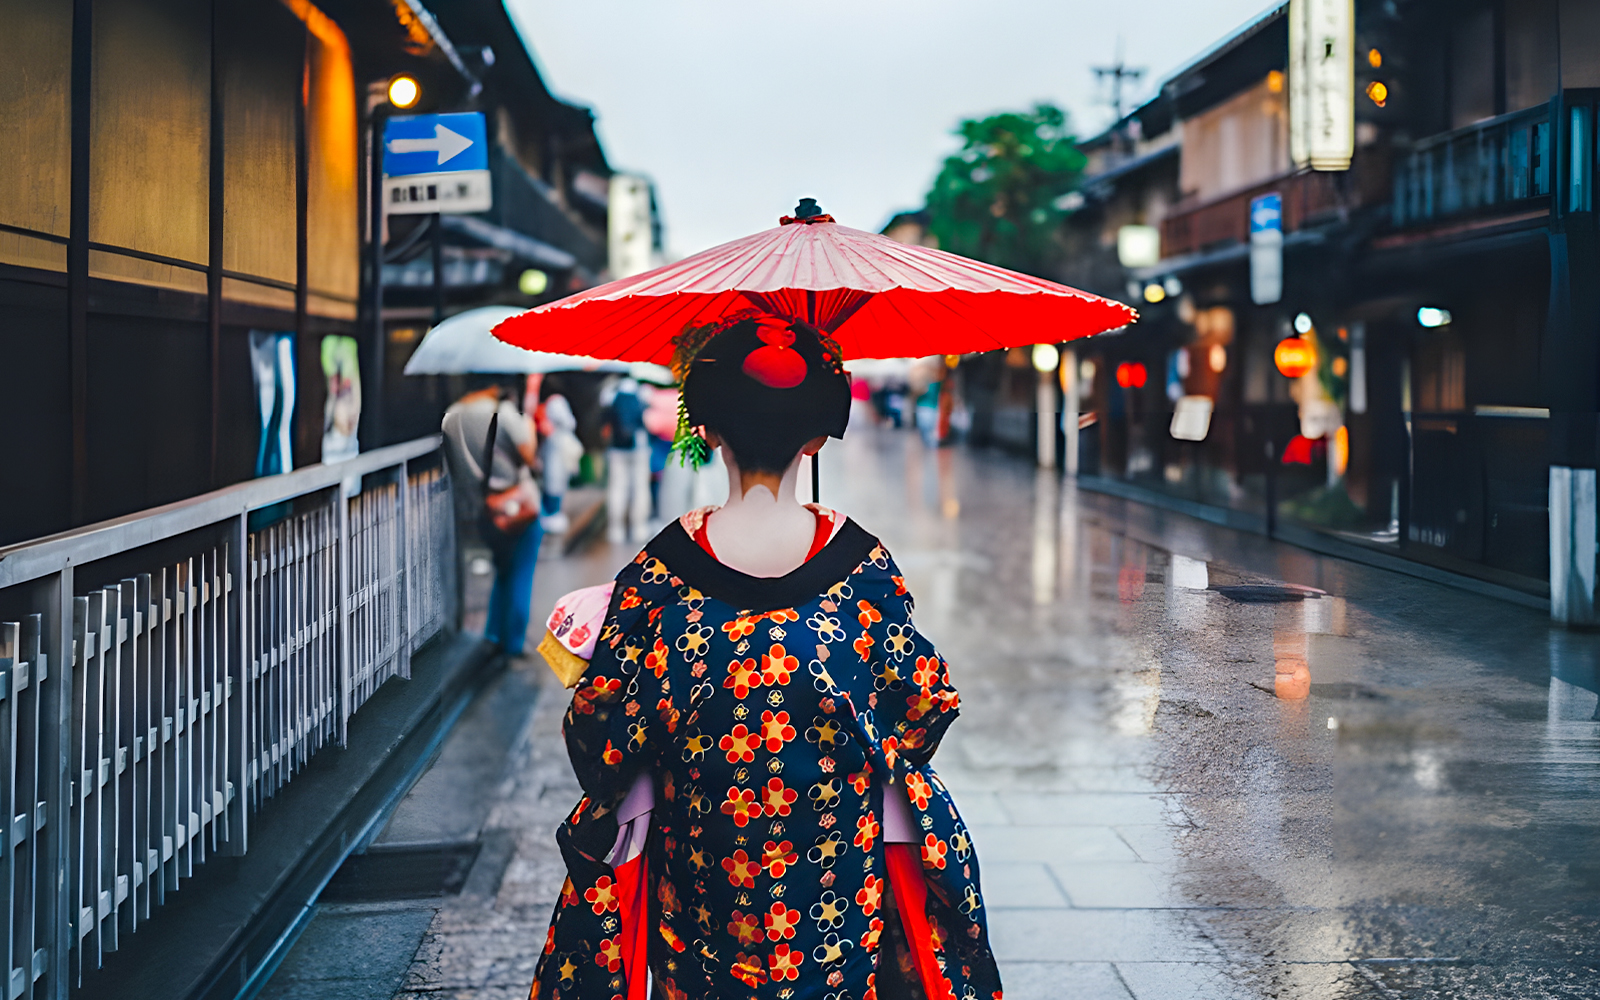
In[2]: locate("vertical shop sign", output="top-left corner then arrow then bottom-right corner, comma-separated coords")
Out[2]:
608,173 -> 656,279
1289,0 -> 1355,171
321,335 -> 361,463
1250,193 -> 1284,305
250,330 -> 296,476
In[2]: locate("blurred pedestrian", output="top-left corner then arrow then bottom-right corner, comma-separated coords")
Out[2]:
441,378 -> 543,656
601,376 -> 651,544
536,389 -> 581,534
642,381 -> 679,517
909,355 -> 947,447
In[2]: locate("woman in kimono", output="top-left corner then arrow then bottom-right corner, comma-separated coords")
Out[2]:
531,314 -> 1000,1000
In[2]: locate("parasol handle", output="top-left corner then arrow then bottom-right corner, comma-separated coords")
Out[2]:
811,451 -> 820,504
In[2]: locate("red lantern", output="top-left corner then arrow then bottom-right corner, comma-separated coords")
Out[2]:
1114,361 -> 1147,389
1274,337 -> 1316,378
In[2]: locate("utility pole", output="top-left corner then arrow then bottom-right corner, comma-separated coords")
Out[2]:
1092,40 -> 1145,124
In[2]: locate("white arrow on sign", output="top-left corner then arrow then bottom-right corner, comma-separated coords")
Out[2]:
387,124 -> 474,166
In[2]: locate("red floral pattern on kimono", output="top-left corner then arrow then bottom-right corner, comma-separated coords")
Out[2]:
531,517 -> 999,1000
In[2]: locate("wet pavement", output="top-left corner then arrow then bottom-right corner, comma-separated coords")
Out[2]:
266,424 -> 1600,1000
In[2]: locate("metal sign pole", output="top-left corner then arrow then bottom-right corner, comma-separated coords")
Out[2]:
431,213 -> 444,327
368,107 -> 388,449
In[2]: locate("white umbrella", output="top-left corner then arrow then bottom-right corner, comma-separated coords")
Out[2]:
843,357 -> 914,381
403,305 -> 629,375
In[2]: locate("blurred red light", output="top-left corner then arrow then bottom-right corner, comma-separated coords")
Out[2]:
1114,361 -> 1147,388
1274,337 -> 1316,378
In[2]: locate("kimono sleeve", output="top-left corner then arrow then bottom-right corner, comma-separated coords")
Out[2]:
861,554 -> 961,770
561,559 -> 675,809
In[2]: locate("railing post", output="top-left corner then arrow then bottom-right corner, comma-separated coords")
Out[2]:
394,461 -> 411,681
335,483 -> 352,747
225,514 -> 248,855
46,567 -> 72,1000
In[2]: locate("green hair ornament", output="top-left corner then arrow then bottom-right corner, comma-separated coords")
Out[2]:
666,316 -> 739,469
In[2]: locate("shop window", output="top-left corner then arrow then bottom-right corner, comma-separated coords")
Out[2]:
221,0 -> 301,288
1533,121 -> 1551,195
1571,106 -> 1593,213
1412,336 -> 1466,412
90,0 -> 211,268
0,0 -> 71,267
290,0 -> 360,319
1508,128 -> 1530,199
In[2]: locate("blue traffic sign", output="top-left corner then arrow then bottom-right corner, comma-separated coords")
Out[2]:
384,112 -> 488,177
1250,192 -> 1282,234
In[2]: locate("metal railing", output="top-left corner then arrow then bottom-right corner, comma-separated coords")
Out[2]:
1392,103 -> 1553,227
0,436 -> 455,999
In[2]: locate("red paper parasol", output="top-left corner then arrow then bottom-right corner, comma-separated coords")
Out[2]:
493,201 -> 1135,362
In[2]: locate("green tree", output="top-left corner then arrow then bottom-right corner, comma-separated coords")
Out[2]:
924,104 -> 1086,276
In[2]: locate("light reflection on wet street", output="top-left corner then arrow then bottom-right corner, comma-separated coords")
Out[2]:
399,425 -> 1600,1000
822,427 -> 1600,999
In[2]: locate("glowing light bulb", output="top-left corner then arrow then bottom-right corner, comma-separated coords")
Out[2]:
388,75 -> 420,109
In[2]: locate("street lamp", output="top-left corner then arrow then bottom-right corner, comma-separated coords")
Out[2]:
1034,344 -> 1060,469
388,74 -> 421,109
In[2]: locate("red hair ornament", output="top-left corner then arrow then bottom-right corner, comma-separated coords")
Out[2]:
740,318 -> 808,388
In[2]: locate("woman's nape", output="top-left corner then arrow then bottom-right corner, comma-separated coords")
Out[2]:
702,430 -> 826,578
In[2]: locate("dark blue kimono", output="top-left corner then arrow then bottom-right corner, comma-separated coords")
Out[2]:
531,514 -> 1000,1000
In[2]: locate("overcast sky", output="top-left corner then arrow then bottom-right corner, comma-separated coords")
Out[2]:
505,0 -> 1274,256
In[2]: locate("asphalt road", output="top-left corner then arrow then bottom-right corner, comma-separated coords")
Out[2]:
264,424 -> 1600,1000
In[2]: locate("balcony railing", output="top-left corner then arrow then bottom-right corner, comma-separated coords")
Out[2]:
1391,103 -> 1552,227
0,436 -> 454,999
1161,169 -> 1343,259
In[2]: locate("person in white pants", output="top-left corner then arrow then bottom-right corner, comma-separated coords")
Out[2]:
602,378 -> 652,544
537,393 -> 580,534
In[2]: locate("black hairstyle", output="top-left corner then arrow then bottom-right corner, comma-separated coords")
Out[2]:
680,316 -> 850,475
464,373 -> 523,396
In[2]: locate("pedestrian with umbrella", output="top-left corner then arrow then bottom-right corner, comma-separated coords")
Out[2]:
514,201 -> 1134,1000
414,305 -> 628,653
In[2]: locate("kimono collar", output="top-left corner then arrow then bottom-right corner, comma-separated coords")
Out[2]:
643,518 -> 879,614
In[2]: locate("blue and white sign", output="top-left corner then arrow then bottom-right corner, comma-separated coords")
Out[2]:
1249,192 -> 1282,235
383,112 -> 491,215
1249,192 -> 1283,305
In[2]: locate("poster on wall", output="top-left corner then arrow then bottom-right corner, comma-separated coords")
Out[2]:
249,330 -> 296,477
321,335 -> 361,463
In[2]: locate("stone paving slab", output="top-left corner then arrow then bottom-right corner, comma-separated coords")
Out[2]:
986,909 -> 1223,963
259,905 -> 440,1000
1047,861 -> 1188,909
968,823 -> 1143,863
996,791 -> 1175,826
995,961 -> 1134,998
979,861 -> 1072,908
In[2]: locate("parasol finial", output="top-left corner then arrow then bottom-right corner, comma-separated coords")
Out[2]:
780,198 -> 834,225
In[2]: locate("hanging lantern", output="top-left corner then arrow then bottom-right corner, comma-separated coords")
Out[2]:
1115,361 -> 1148,389
1274,336 -> 1316,378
